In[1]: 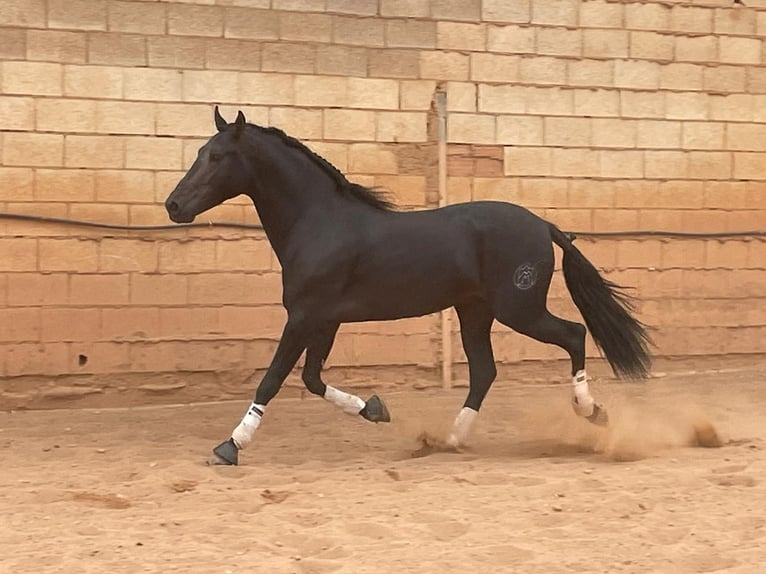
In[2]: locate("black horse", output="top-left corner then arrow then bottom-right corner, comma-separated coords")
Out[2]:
165,108 -> 651,465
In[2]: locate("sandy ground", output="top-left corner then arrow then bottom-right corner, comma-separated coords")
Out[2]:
1,360 -> 765,574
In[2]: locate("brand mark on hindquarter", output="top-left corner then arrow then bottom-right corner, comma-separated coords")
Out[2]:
513,262 -> 538,290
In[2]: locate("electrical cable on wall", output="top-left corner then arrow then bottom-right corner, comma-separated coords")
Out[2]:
0,211 -> 764,239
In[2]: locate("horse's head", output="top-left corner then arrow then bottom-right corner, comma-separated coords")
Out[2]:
165,106 -> 253,223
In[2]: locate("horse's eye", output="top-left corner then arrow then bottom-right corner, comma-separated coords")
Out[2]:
209,151 -> 223,162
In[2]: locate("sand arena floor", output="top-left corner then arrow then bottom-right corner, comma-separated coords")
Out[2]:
1,360 -> 765,573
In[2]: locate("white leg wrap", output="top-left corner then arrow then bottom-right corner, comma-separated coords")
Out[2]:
572,369 -> 595,417
324,385 -> 365,415
231,402 -> 265,450
446,407 -> 478,448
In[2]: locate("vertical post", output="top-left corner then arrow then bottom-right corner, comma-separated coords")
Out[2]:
436,89 -> 452,390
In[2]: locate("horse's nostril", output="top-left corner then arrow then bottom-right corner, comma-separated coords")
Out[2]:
167,200 -> 179,213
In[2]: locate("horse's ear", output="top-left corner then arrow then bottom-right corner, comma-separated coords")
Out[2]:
214,105 -> 228,132
233,110 -> 247,138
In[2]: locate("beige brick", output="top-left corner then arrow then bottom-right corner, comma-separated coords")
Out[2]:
385,19 -> 436,49
0,308 -> 41,343
69,203 -> 129,226
400,80 -> 438,110
660,63 -> 703,91
714,7 -> 757,35
65,135 -> 123,168
472,177 -> 518,202
687,151 -> 731,180
130,273 -> 187,305
496,115 -> 543,145
446,82 -> 476,112
324,109 -> 376,141
88,32 -> 147,66
1,28 -> 26,59
223,7 -> 278,40
146,36 -> 205,69
39,238 -> 99,272
293,75 -> 344,107
64,65 -> 122,99
544,117 -> 590,147
380,0 -> 429,17
704,66 -> 745,93
504,146 -> 552,176
204,38 -> 261,72
470,53 -> 519,83
108,0 -> 165,34
376,112 -> 427,142
26,30 -> 86,63
447,114 -> 495,145
551,148 -> 599,177
158,241 -> 216,273
486,24 -> 534,55
625,2 -> 670,31
96,170 -> 155,203
482,0 -> 529,23
636,120 -> 681,149
35,169 -> 95,203
644,151 -> 688,179
334,16 -> 384,47
96,101 -> 155,135
48,0 -> 106,31
306,141 -> 348,172
599,150 -> 644,179
671,6 -> 713,34
580,0 -> 623,28
525,87 -> 573,115
262,43 -> 317,74
3,133 -> 63,167
0,96 -> 32,131
583,29 -> 628,59
592,118 -> 637,148
70,274 -> 129,306
125,137 -> 183,170
168,4 -> 223,37
567,59 -> 613,87
477,84 -> 525,114
0,238 -> 37,271
181,70 -> 239,103
347,78 -> 399,110
519,56 -> 566,85
709,94 -> 752,121
348,144 -> 398,174
746,68 -> 766,94
6,273 -> 67,306
682,122 -> 725,150
269,108 -> 322,140
36,98 -> 95,133
419,51 -> 469,81
537,28 -> 581,58
614,60 -> 659,90
278,12 -> 332,43
242,73 -> 296,105
0,167 -> 34,201
2,62 -> 62,96
319,45 -> 367,77
374,175 -> 426,206
574,89 -> 619,117
675,35 -> 717,63
630,31 -> 674,61
620,90 -> 664,119
368,49 -> 419,79
437,22 -> 486,52
665,92 -> 708,120
431,0 -> 481,21
124,68 -> 182,101
531,0 -> 577,26
726,123 -> 766,151
272,0 -> 323,11
0,0 -> 45,27
102,307 -> 160,340
720,37 -> 761,65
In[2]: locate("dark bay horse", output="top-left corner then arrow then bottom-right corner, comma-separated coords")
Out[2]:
165,107 -> 652,465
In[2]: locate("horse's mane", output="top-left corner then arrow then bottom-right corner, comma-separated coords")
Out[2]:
252,124 -> 396,211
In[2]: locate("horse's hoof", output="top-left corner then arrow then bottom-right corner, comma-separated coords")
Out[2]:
586,404 -> 609,427
209,438 -> 239,465
360,395 -> 391,423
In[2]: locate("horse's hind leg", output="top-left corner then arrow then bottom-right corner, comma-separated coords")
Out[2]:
497,306 -> 608,426
446,300 -> 497,448
302,324 -> 390,423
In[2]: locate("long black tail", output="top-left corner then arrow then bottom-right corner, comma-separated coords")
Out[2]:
549,224 -> 652,380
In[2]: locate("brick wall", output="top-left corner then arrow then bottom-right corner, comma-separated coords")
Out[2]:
0,0 -> 764,386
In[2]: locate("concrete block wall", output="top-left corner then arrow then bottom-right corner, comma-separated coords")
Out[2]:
0,0 -> 764,385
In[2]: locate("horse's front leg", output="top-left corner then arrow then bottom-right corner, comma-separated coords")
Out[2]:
301,324 -> 391,423
210,318 -> 309,466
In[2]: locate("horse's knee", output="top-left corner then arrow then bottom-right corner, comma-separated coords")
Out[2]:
302,372 -> 326,396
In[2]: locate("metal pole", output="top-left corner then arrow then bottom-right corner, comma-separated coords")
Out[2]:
436,90 -> 452,390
